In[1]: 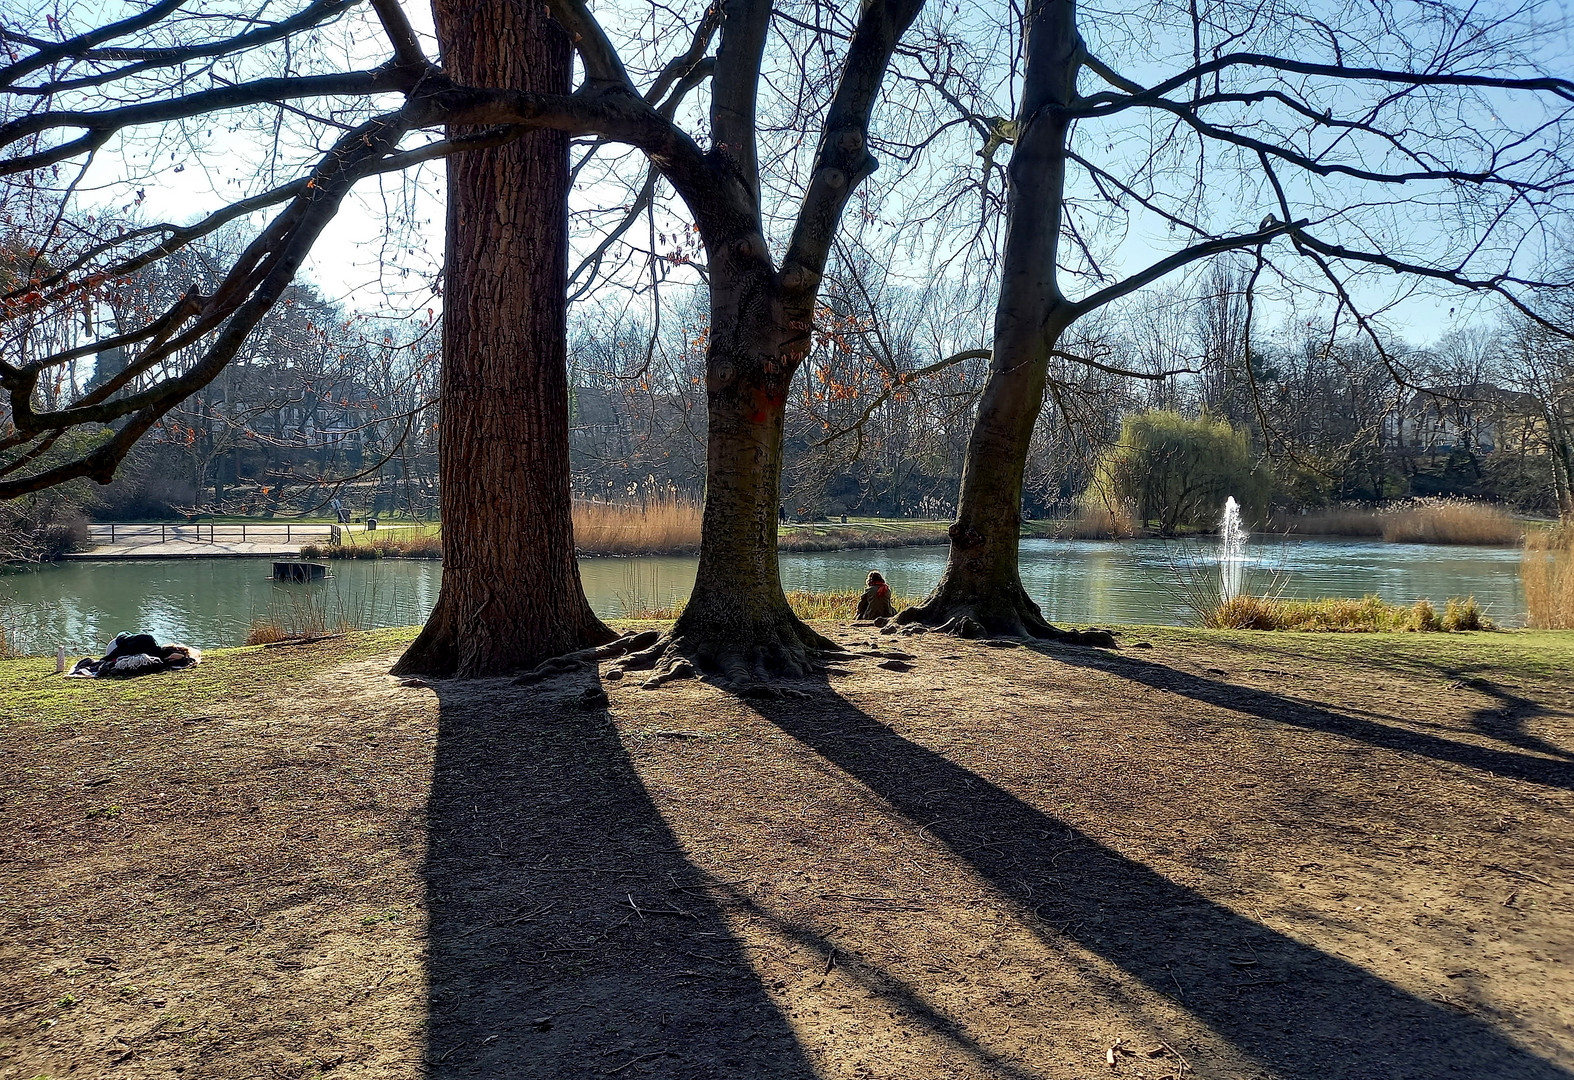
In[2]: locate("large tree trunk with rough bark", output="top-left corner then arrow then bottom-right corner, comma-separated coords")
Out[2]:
896,0 -> 1110,645
617,255 -> 838,687
393,0 -> 614,678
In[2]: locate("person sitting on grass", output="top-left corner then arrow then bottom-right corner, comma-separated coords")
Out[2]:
856,571 -> 896,620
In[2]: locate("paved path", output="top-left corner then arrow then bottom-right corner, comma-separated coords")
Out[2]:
68,522 -> 371,560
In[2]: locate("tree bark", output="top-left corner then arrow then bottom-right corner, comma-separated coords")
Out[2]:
896,0 -> 1111,644
618,253 -> 838,685
394,0 -> 614,678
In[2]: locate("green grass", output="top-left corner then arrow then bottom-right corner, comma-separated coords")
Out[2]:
1131,624 -> 1574,682
0,627 -> 419,728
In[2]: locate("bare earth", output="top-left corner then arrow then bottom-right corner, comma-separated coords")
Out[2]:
2,626 -> 1572,1079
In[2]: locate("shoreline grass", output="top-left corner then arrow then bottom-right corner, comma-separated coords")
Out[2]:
1202,592 -> 1490,632
1522,526 -> 1574,628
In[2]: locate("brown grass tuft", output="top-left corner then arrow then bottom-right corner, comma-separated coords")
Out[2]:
243,620 -> 292,646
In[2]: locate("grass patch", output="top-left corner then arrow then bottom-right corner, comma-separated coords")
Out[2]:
1202,593 -> 1491,632
777,523 -> 950,551
0,627 -> 419,729
300,523 -> 440,560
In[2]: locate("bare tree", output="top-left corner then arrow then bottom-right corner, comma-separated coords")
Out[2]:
896,0 -> 1574,637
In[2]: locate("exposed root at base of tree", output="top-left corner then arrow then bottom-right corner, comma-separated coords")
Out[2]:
892,589 -> 1117,647
607,615 -> 848,693
392,608 -> 619,680
512,629 -> 664,685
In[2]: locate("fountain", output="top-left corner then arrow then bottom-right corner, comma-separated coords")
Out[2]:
1220,496 -> 1247,600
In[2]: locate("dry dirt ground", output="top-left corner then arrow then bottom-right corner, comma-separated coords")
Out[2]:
2,625 -> 1572,1080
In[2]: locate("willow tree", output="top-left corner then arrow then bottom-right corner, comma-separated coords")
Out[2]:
896,0 -> 1574,638
0,0 -> 926,680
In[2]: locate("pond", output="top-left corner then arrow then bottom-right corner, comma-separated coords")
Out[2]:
0,536 -> 1527,654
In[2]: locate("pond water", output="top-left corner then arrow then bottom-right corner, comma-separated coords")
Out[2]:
0,536 -> 1527,654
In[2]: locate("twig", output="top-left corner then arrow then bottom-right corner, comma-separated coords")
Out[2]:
1484,862 -> 1554,887
606,1051 -> 663,1074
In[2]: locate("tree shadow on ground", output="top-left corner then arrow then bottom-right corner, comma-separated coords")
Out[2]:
1046,645 -> 1574,789
748,681 -> 1573,1080
423,675 -> 814,1079
1447,673 -> 1574,762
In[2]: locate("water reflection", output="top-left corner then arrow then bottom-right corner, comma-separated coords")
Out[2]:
0,536 -> 1526,652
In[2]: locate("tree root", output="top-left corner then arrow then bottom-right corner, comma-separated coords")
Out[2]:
512,629 -> 662,685
609,616 -> 847,691
892,588 -> 1116,647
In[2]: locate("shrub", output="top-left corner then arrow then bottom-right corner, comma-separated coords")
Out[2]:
1088,411 -> 1269,535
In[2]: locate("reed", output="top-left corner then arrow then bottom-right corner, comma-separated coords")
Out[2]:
1524,522 -> 1574,551
1273,499 -> 1522,545
1056,502 -> 1138,540
245,577 -> 378,645
1521,546 -> 1574,629
574,498 -> 703,556
1203,592 -> 1489,632
1380,499 -> 1522,546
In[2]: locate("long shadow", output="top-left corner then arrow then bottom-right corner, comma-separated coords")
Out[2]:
751,685 -> 1573,1080
1450,673 -> 1574,761
424,675 -> 815,1079
1047,646 -> 1574,790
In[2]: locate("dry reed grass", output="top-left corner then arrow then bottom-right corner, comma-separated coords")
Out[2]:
1204,593 -> 1489,632
1380,499 -> 1521,545
618,589 -> 919,621
302,502 -> 961,559
574,499 -> 703,555
1274,499 -> 1522,546
1521,547 -> 1574,629
1524,522 -> 1574,551
1057,502 -> 1138,540
244,578 -> 375,645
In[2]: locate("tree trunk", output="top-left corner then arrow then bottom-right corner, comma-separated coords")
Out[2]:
617,260 -> 838,686
393,0 -> 613,678
896,0 -> 1110,645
